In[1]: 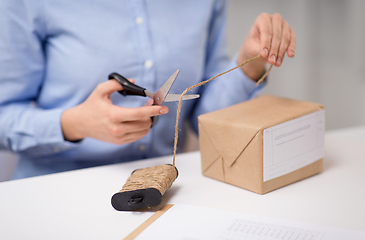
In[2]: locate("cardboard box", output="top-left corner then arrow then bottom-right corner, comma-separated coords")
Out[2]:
198,95 -> 325,194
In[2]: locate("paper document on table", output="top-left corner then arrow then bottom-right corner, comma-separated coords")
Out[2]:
130,204 -> 365,240
263,109 -> 325,182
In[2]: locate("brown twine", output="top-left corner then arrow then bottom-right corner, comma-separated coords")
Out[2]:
172,55 -> 273,166
119,165 -> 177,194
117,56 -> 270,197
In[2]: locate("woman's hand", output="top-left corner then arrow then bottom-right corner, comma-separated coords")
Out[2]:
61,79 -> 169,144
238,13 -> 296,81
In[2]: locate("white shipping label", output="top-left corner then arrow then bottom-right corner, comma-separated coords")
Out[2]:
263,110 -> 325,182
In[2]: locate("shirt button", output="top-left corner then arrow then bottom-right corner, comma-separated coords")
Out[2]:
138,144 -> 146,152
53,147 -> 60,153
144,60 -> 153,69
135,17 -> 144,25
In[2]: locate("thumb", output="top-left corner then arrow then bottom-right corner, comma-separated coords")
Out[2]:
95,79 -> 124,97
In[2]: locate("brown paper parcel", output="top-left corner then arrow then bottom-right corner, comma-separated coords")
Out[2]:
198,95 -> 324,194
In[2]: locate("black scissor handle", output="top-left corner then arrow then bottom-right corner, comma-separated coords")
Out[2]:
151,116 -> 158,127
108,72 -> 146,97
108,72 -> 159,128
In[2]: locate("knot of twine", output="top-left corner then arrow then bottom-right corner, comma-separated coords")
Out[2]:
172,55 -> 273,166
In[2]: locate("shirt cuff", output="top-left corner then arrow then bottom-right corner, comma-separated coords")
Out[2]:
230,53 -> 267,95
17,108 -> 81,157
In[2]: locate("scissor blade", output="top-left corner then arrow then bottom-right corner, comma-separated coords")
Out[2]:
144,90 -> 155,99
164,94 -> 200,102
153,69 -> 180,105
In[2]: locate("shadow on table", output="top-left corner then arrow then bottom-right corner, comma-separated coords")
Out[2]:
130,185 -> 181,213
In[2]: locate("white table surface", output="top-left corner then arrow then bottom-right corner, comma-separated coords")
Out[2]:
0,126 -> 364,239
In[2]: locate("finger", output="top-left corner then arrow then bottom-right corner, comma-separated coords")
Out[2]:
120,120 -> 152,134
256,13 -> 272,58
108,119 -> 151,137
114,129 -> 150,145
114,105 -> 169,122
146,98 -> 154,106
268,13 -> 283,65
94,80 -> 123,97
287,28 -> 296,58
276,21 -> 291,66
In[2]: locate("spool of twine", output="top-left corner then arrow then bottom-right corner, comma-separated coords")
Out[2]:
111,164 -> 178,211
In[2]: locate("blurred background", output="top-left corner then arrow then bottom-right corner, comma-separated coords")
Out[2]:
227,0 -> 365,130
1,0 -> 364,181
186,0 -> 365,152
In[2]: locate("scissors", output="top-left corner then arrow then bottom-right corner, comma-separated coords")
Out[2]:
108,69 -> 199,127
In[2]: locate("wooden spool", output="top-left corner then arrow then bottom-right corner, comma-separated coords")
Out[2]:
111,164 -> 178,211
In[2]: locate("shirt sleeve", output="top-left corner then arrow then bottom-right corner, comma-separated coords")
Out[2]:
189,0 -> 266,133
0,0 -> 79,156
